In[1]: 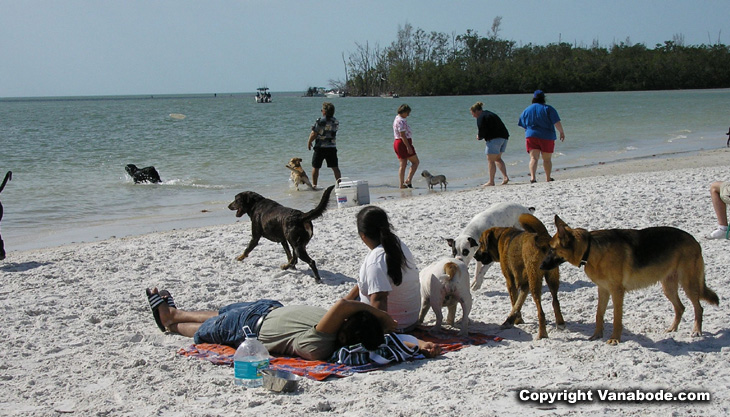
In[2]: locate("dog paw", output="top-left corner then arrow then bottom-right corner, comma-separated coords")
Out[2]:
470,282 -> 482,291
606,339 -> 620,345
588,334 -> 602,341
556,323 -> 566,330
691,331 -> 703,337
235,255 -> 247,262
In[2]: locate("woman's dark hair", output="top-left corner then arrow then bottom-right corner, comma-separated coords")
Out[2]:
532,90 -> 546,104
397,103 -> 411,115
356,206 -> 407,286
338,310 -> 385,350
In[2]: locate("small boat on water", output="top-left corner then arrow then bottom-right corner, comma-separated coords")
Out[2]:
325,90 -> 345,98
255,87 -> 272,103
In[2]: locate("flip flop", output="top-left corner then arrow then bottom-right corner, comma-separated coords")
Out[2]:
146,288 -> 166,332
159,290 -> 176,309
530,179 -> 537,184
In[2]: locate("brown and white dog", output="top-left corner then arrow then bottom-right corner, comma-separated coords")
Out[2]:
540,215 -> 719,344
417,258 -> 472,335
476,213 -> 564,339
286,157 -> 315,190
228,185 -> 334,283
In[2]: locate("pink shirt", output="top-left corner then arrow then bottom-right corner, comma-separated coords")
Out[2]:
393,115 -> 411,140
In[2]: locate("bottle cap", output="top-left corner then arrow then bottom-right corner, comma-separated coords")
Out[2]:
243,325 -> 255,338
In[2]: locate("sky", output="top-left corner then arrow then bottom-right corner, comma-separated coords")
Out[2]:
1,0 -> 728,98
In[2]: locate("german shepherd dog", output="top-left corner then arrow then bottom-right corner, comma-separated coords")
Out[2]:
540,215 -> 719,344
477,213 -> 564,339
0,171 -> 12,260
228,185 -> 334,283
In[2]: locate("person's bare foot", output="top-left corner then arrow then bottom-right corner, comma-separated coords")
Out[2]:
501,178 -> 509,185
482,182 -> 495,187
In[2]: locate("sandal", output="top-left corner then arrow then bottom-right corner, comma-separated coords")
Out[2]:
146,288 -> 166,332
159,290 -> 176,309
530,179 -> 537,184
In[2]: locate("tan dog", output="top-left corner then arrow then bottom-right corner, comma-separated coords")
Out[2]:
540,215 -> 719,344
417,258 -> 472,335
285,157 -> 315,190
477,213 -> 564,339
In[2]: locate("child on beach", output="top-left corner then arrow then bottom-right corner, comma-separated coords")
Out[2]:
307,102 -> 341,188
344,206 -> 421,332
707,180 -> 730,239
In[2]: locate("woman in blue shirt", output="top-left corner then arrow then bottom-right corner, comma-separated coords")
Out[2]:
518,90 -> 565,183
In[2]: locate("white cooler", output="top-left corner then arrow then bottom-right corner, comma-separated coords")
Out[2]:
335,178 -> 370,208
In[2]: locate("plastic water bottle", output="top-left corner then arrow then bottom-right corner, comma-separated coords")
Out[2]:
233,326 -> 270,387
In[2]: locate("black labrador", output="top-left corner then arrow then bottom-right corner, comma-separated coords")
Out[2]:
0,171 -> 12,260
228,185 -> 335,283
125,164 -> 161,184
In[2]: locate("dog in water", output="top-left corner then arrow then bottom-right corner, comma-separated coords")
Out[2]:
228,185 -> 334,283
0,171 -> 12,260
540,215 -> 719,344
125,164 -> 161,184
477,213 -> 564,339
447,202 -> 535,290
421,170 -> 448,190
285,157 -> 315,190
417,258 -> 472,335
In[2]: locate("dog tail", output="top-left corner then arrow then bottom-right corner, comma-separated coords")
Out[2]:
0,171 -> 11,194
519,213 -> 550,237
443,262 -> 459,281
301,185 -> 335,222
702,281 -> 720,306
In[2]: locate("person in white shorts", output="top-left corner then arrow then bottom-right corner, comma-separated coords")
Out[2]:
706,181 -> 730,239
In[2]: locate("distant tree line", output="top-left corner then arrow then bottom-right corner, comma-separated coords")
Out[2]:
335,21 -> 730,96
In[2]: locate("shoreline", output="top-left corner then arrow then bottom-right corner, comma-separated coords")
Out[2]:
4,146 -> 729,255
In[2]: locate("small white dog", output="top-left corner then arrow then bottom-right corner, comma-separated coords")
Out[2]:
417,258 -> 472,335
446,202 -> 534,290
421,170 -> 448,190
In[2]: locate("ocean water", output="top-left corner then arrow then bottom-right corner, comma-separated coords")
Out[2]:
1,89 -> 728,251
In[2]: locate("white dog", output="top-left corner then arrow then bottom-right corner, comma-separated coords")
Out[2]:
417,258 -> 472,335
446,202 -> 534,290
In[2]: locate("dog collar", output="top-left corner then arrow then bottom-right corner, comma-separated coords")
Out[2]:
579,236 -> 591,268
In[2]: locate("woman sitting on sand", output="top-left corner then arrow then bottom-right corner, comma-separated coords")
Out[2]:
344,206 -> 421,333
146,288 -> 440,360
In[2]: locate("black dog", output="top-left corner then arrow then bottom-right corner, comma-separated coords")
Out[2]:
125,164 -> 161,184
228,185 -> 335,283
0,171 -> 12,260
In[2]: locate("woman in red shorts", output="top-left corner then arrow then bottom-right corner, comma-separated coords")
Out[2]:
518,90 -> 565,183
392,104 -> 420,189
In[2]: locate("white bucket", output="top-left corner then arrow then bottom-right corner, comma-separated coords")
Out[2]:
336,178 -> 370,208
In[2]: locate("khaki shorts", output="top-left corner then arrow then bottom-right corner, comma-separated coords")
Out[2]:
721,182 -> 730,204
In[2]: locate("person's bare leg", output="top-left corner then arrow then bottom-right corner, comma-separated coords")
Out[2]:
710,181 -> 728,226
496,155 -> 509,185
311,167 -> 320,189
528,149 -> 541,182
398,159 -> 408,188
484,154 -> 496,186
406,155 -> 419,185
332,167 -> 341,183
151,288 -> 218,336
542,152 -> 553,181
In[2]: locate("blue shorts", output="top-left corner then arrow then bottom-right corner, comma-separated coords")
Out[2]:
193,299 -> 283,347
485,138 -> 508,155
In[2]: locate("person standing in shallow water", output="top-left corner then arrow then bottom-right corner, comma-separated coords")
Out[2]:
518,90 -> 565,183
308,102 -> 341,189
392,104 -> 419,189
471,101 -> 510,186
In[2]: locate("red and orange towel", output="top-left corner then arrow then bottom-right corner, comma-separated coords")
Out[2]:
176,329 -> 502,381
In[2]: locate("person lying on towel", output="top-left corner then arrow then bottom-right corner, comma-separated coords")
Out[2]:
146,288 -> 441,361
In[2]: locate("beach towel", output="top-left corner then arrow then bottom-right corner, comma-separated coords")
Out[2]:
177,328 -> 502,381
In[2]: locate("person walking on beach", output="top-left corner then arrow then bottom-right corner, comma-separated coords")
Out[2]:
393,104 -> 419,189
470,101 -> 510,186
706,180 -> 730,239
307,102 -> 341,189
518,90 -> 565,183
344,206 -> 421,333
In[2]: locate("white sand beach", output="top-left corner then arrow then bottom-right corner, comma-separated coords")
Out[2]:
2,148 -> 730,416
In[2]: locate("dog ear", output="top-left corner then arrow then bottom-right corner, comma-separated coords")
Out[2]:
446,238 -> 455,248
555,216 -> 574,246
468,237 -> 479,248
